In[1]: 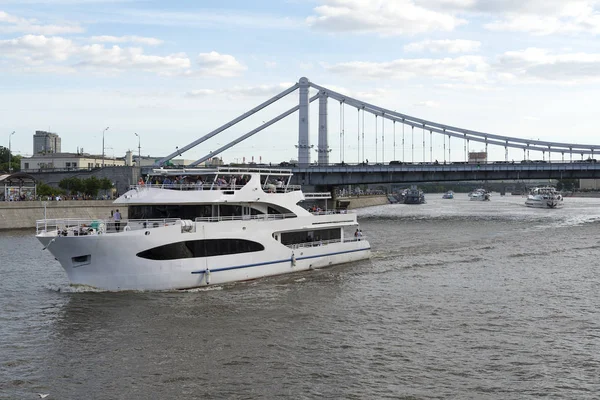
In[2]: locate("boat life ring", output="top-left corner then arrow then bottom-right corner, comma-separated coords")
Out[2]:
205,268 -> 211,285
123,226 -> 131,232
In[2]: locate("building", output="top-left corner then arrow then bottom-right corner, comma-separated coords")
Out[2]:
20,152 -> 126,172
468,151 -> 487,164
33,131 -> 61,154
580,179 -> 600,190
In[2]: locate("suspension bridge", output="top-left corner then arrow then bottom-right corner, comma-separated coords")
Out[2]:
153,77 -> 600,185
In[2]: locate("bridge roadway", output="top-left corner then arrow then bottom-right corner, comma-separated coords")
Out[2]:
287,161 -> 600,186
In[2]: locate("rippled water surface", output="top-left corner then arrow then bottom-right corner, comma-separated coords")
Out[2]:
2,194 -> 600,399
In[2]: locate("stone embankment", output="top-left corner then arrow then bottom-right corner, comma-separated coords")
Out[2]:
337,195 -> 389,210
0,201 -> 127,230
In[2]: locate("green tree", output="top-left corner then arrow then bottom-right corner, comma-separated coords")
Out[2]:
0,146 -> 20,173
84,176 -> 101,197
59,177 -> 84,194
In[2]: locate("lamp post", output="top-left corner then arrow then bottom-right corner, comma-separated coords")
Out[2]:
134,132 -> 141,166
8,131 -> 15,173
102,126 -> 109,167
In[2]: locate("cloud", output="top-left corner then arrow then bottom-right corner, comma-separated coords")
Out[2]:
495,47 -> 600,84
186,83 -> 295,98
89,35 -> 164,46
0,10 -> 83,35
77,44 -> 190,72
264,61 -> 277,68
306,0 -> 466,35
0,34 -> 75,62
404,39 -> 481,53
413,100 -> 440,107
193,51 -> 246,77
0,34 -> 190,74
324,55 -> 489,82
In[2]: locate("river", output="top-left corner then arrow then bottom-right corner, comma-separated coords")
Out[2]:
1,194 -> 600,399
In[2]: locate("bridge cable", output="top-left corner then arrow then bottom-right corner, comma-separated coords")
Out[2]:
411,126 -> 414,163
393,121 -> 396,161
382,114 -> 385,164
362,108 -> 365,163
375,114 -> 378,164
422,124 -> 425,163
402,120 -> 405,162
357,108 -> 360,163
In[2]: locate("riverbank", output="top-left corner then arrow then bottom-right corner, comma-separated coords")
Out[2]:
0,201 -> 126,230
337,195 -> 389,210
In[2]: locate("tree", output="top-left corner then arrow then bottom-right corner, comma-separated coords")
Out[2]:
59,177 -> 84,194
84,176 -> 101,197
0,146 -> 20,173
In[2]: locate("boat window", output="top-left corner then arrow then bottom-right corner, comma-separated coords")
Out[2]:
280,228 -> 341,246
129,205 -> 212,220
137,239 -> 265,260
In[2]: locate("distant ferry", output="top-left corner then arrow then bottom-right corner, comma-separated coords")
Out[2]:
469,189 -> 491,201
525,186 -> 564,209
35,167 -> 371,291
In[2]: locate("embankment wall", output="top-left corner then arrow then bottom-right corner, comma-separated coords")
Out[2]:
0,201 -> 127,230
340,195 -> 389,210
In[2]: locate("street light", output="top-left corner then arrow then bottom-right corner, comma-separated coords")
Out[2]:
102,126 -> 109,168
134,132 -> 141,166
8,131 -> 15,173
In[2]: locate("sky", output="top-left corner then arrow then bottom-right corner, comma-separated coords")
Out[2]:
1,0 -> 600,164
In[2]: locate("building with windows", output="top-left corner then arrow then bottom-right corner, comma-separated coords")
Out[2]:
20,152 -> 126,172
33,131 -> 62,154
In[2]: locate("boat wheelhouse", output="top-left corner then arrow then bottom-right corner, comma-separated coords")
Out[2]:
469,188 -> 490,201
35,167 -> 371,291
525,186 -> 564,209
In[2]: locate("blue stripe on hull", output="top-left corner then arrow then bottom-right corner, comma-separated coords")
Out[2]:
191,247 -> 371,274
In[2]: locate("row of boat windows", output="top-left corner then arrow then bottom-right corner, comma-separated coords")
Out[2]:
129,205 -> 290,220
136,228 -> 343,260
137,239 -> 265,260
280,228 -> 341,246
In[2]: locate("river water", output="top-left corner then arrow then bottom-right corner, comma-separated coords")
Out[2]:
1,194 -> 600,399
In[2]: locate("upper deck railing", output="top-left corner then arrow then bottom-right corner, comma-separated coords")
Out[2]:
128,183 -> 302,193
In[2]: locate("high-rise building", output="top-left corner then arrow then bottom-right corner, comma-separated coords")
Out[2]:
33,131 -> 61,154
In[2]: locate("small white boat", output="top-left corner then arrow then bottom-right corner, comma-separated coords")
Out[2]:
442,190 -> 454,199
469,188 -> 490,201
525,186 -> 564,209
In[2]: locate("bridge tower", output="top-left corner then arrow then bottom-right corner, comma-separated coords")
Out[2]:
317,91 -> 330,165
297,77 -> 311,166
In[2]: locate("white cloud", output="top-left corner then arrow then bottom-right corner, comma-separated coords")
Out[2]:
186,83 -> 295,98
78,44 -> 190,72
193,51 -> 246,77
0,10 -> 83,35
0,34 -> 190,74
264,61 -> 277,68
324,55 -> 489,82
185,89 -> 217,97
307,0 -> 466,35
404,39 -> 481,53
413,100 -> 440,107
89,35 -> 164,46
0,34 -> 75,62
495,48 -> 600,84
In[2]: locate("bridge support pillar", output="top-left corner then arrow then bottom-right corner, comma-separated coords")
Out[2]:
298,77 -> 311,167
317,92 -> 329,165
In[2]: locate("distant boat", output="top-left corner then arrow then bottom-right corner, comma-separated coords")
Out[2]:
469,188 -> 491,201
404,186 -> 425,204
525,186 -> 564,209
442,190 -> 454,199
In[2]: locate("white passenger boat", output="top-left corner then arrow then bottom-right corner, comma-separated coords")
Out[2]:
469,188 -> 490,201
525,186 -> 564,209
442,190 -> 454,199
36,167 -> 371,291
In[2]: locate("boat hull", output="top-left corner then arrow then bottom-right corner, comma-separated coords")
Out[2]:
525,197 -> 564,209
37,224 -> 371,291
